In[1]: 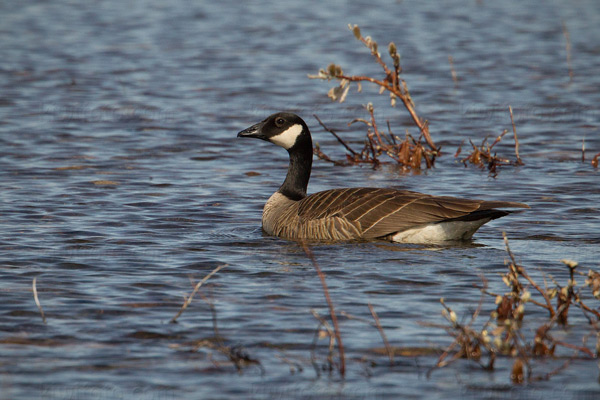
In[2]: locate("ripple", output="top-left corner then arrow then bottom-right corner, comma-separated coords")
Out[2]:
2,0 -> 600,398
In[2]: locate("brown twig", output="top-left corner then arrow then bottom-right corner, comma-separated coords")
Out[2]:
337,73 -> 436,152
357,34 -> 392,76
458,109 -> 524,175
190,295 -> 263,373
431,337 -> 462,371
503,233 -> 555,318
553,339 -> 595,358
368,302 -> 394,366
458,129 -> 516,175
315,106 -> 433,168
339,310 -> 374,325
489,129 -> 510,150
386,121 -> 397,145
455,140 -> 464,158
314,114 -> 358,157
310,309 -> 337,372
574,292 -> 600,320
310,25 -> 437,153
508,106 -> 524,165
431,298 -> 491,373
32,277 -> 46,324
470,273 -> 489,327
367,104 -> 385,147
301,242 -> 345,377
313,143 -> 348,166
562,22 -> 574,82
171,264 -> 227,323
448,55 -> 458,86
531,354 -> 574,382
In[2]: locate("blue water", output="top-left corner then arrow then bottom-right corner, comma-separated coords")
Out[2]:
1,0 -> 599,398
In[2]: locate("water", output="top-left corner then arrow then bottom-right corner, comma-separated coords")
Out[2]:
1,0 -> 599,398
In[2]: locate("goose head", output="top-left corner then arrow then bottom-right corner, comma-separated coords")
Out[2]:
238,112 -> 313,201
237,112 -> 312,151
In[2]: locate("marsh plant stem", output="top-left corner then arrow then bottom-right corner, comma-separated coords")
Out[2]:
171,264 -> 227,323
508,106 -> 523,165
32,277 -> 46,324
301,242 -> 346,377
368,302 -> 394,366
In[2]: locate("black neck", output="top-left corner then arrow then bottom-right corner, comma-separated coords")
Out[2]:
278,136 -> 312,201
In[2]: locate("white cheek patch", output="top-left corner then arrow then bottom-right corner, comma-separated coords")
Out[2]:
270,124 -> 303,149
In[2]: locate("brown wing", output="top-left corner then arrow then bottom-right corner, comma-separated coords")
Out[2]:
295,188 -> 529,239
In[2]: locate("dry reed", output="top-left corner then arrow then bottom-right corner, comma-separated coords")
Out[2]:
368,302 -> 394,366
301,242 -> 346,377
171,264 -> 227,323
32,277 -> 46,324
562,22 -> 574,82
448,55 -> 458,86
508,106 -> 524,165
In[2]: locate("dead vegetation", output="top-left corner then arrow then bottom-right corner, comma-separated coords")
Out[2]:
309,24 -> 438,169
171,287 -> 263,373
298,235 -> 600,384
300,234 -> 599,384
455,106 -> 524,176
562,21 -> 574,83
302,242 -> 346,377
192,295 -> 263,373
309,23 -> 600,174
308,25 -> 534,174
170,264 -> 227,323
168,264 -> 264,373
162,238 -> 599,384
313,105 -> 435,169
448,55 -> 459,87
428,233 -> 600,383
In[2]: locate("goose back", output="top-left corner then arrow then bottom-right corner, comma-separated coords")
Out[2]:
262,187 -> 528,241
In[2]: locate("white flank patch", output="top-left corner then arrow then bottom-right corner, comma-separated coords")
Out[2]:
391,220 -> 490,244
270,124 -> 303,149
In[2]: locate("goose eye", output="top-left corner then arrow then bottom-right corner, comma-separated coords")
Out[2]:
275,118 -> 285,126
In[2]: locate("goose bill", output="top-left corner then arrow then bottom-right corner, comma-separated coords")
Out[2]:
237,122 -> 266,140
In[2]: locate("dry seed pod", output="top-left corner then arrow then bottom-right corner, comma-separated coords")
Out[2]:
511,358 -> 525,384
388,42 -> 397,57
350,24 -> 361,40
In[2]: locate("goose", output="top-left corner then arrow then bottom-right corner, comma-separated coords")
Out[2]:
237,112 -> 528,243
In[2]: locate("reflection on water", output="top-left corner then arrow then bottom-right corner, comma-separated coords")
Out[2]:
1,0 -> 599,398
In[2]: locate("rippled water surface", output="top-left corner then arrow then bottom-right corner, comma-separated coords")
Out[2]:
1,0 -> 600,398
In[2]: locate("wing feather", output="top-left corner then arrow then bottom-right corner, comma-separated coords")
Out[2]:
292,187 -> 529,239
